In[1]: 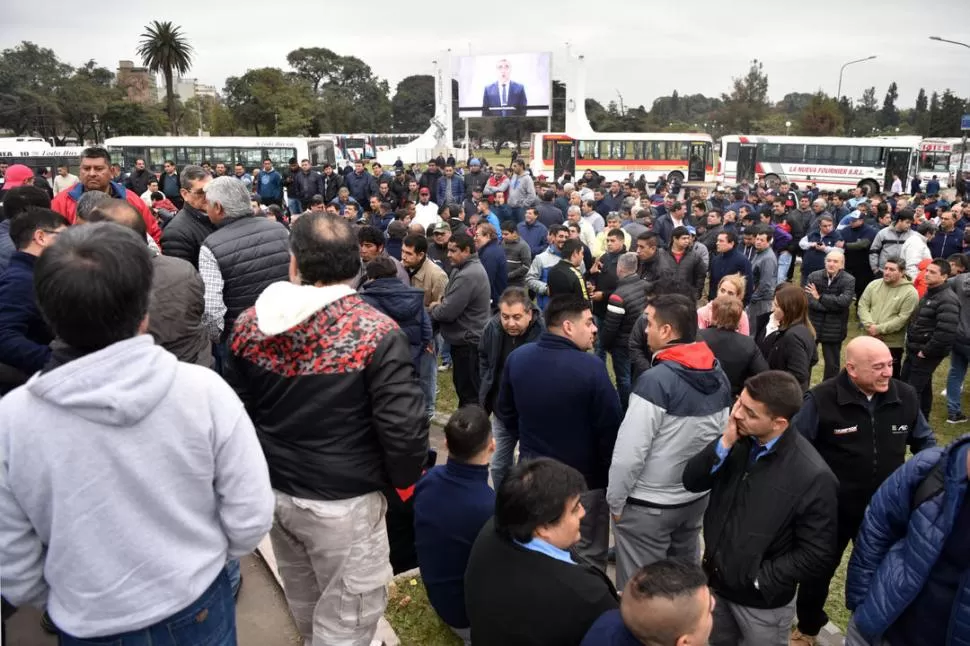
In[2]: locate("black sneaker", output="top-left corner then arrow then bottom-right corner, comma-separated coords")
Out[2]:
40,609 -> 58,634
947,412 -> 969,424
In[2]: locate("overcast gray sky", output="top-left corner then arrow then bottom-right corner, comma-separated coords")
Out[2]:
2,1 -> 969,110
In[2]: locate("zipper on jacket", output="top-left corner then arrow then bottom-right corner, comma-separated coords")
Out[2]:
870,411 -> 878,489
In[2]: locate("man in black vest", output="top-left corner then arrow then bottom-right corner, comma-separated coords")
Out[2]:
198,176 -> 290,372
160,165 -> 214,270
788,336 -> 937,646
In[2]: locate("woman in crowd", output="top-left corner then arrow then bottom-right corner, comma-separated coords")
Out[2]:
759,284 -> 818,391
697,274 -> 750,335
698,295 -> 768,398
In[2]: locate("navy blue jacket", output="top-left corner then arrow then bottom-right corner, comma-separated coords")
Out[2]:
517,221 -> 549,257
580,609 -> 642,646
413,460 -> 495,629
800,229 -> 842,285
345,170 -> 377,205
496,333 -> 622,489
928,229 -> 964,260
359,278 -> 432,370
0,252 -> 52,375
847,435 -> 970,646
256,169 -> 283,200
708,248 -> 754,304
478,240 -> 508,308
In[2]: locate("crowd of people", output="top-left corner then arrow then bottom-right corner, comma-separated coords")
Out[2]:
0,146 -> 968,646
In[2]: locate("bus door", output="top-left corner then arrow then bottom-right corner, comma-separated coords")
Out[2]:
736,144 -> 757,183
554,139 -> 576,180
884,148 -> 911,191
688,143 -> 708,182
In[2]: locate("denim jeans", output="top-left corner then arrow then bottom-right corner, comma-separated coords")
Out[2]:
611,345 -> 632,410
436,334 -> 451,366
947,342 -> 970,416
776,251 -> 792,284
419,349 -> 438,421
58,569 -> 236,645
489,414 -> 516,491
226,558 -> 241,597
287,197 -> 303,217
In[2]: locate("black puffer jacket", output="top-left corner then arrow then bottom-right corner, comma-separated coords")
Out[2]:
759,323 -> 818,392
160,205 -> 215,270
671,246 -> 706,301
203,215 -> 291,338
227,293 -> 429,501
698,327 -> 768,397
805,269 -> 856,343
905,283 -> 960,359
599,274 -> 649,352
637,248 -> 676,287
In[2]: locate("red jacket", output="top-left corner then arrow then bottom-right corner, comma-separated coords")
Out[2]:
52,181 -> 162,244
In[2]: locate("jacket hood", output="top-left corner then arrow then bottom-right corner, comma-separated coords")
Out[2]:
67,180 -> 129,202
653,342 -> 727,395
26,336 -> 177,427
360,278 -> 425,320
254,281 -> 355,336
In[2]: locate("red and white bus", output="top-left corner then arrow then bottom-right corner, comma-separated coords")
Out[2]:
530,132 -> 715,185
717,134 -> 923,194
917,138 -> 953,188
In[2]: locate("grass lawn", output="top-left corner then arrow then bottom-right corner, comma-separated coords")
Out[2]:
387,285 -> 969,643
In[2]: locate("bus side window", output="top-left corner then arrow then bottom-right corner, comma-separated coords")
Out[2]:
725,142 -> 739,161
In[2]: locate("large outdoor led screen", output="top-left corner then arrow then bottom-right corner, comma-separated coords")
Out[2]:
457,52 -> 552,118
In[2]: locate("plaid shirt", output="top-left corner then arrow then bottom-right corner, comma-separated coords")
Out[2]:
198,244 -> 226,342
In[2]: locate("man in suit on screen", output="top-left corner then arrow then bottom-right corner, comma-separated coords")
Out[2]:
482,59 -> 528,117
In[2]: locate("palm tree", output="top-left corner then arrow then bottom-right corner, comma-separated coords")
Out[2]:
137,20 -> 193,134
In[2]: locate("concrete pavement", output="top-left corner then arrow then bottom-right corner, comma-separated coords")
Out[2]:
5,554 -> 302,646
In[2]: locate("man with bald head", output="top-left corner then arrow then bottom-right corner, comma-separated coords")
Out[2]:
580,560 -> 713,645
789,336 -> 936,646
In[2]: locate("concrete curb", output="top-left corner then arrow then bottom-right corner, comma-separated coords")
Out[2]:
255,538 -> 401,646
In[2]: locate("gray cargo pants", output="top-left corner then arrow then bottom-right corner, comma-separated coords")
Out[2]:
271,490 -> 393,646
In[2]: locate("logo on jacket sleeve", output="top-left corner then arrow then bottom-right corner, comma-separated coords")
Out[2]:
833,425 -> 858,435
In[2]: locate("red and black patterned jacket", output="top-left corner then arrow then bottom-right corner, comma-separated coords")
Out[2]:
227,290 -> 429,501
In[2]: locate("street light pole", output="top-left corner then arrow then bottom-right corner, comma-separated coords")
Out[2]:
929,36 -> 970,174
837,55 -> 877,101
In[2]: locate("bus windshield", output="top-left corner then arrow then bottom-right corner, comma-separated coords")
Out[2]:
919,152 -> 951,172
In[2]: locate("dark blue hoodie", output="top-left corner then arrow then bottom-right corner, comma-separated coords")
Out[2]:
359,278 -> 432,370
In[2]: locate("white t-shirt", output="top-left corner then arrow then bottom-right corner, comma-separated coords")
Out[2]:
413,202 -> 442,230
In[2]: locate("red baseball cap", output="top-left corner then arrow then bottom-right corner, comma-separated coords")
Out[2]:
2,164 -> 34,190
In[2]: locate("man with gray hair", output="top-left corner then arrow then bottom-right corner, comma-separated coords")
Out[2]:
581,197 -> 605,233
199,176 -> 290,371
74,190 -> 112,223
160,165 -> 214,270
598,252 -> 649,409
567,204 -> 596,249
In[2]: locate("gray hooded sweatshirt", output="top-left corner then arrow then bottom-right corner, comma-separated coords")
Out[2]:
0,335 -> 274,638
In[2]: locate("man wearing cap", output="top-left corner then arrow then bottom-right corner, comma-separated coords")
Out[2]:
49,150 -> 162,244
414,188 -> 442,230
464,159 -> 487,196
0,165 -> 37,204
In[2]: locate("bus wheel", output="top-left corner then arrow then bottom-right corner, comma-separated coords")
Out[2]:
764,174 -> 780,188
860,179 -> 879,197
667,171 -> 684,184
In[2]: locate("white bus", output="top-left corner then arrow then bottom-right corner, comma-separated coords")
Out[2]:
317,133 -> 422,163
0,144 -> 86,175
103,136 -> 341,173
917,139 -> 952,188
530,132 -> 715,185
718,134 -> 923,194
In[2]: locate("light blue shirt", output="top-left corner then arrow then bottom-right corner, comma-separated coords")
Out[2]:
711,435 -> 781,473
514,537 -> 575,564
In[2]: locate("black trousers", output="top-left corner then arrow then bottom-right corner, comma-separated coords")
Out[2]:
450,343 -> 481,408
889,346 -> 903,380
900,353 -> 945,419
796,502 -> 866,636
819,341 -> 843,381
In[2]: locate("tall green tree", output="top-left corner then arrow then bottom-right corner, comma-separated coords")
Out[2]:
391,75 -> 434,132
224,68 -> 315,136
859,87 -> 878,112
799,93 -> 844,135
910,88 -> 928,130
0,41 -> 72,141
57,61 -> 117,143
137,21 -> 194,134
928,91 -> 941,136
879,82 -> 900,128
934,90 -> 967,136
718,59 -> 769,132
